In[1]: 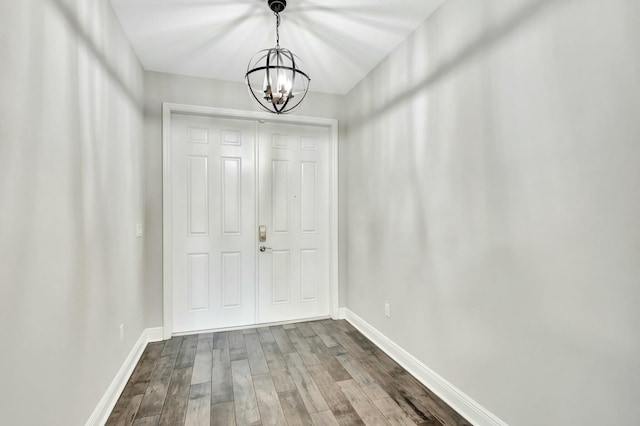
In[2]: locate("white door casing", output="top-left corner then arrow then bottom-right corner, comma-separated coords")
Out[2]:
162,104 -> 339,338
258,122 -> 330,323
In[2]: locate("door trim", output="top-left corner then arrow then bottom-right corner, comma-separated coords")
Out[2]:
162,102 -> 339,339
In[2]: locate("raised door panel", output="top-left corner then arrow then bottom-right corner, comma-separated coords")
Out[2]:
221,252 -> 242,308
272,160 -> 290,234
272,250 -> 291,304
188,253 -> 209,312
300,250 -> 317,302
187,156 -> 209,236
221,157 -> 241,236
300,161 -> 317,233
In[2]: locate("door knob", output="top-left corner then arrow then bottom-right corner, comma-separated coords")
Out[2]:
259,246 -> 272,252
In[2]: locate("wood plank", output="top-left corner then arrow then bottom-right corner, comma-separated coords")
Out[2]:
306,364 -> 363,426
357,356 -> 441,425
372,397 -> 417,426
106,393 -> 143,426
310,410 -> 340,426
271,370 -> 297,393
288,365 -> 330,414
136,353 -> 178,418
329,344 -> 349,357
334,320 -> 356,333
122,342 -> 165,396
185,383 -> 211,426
278,390 -> 313,426
197,334 -> 214,351
336,354 -> 389,401
243,333 -> 270,376
317,320 -> 341,334
346,330 -> 377,354
211,348 -> 233,404
306,336 -> 352,382
158,367 -> 193,425
256,327 -> 276,344
231,359 -> 261,425
253,374 -> 288,426
228,330 -> 245,348
393,372 -> 471,426
175,335 -> 199,368
243,328 -> 257,334
369,347 -> 405,377
211,402 -> 236,426
261,341 -> 287,372
287,328 -> 321,366
337,380 -> 389,426
133,416 -> 159,426
192,340 -> 213,385
282,323 -> 297,330
283,352 -> 305,368
228,330 -> 248,361
308,322 -> 338,348
161,336 -> 183,356
331,331 -> 371,359
213,332 -> 229,349
270,326 -> 296,354
295,322 -> 317,338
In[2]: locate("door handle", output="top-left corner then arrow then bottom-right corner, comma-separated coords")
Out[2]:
259,246 -> 272,252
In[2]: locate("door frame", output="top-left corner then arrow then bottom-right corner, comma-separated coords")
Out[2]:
162,102 -> 339,339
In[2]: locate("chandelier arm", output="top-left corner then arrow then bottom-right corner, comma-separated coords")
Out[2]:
280,93 -> 292,112
289,52 -> 297,93
245,73 -> 276,113
265,48 -> 272,96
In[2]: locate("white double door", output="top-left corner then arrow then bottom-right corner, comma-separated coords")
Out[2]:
171,114 -> 330,333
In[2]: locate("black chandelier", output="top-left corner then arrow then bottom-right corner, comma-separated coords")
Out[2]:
245,0 -> 310,114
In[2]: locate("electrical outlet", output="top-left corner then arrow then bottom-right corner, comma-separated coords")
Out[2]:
385,303 -> 390,317
120,324 -> 125,341
136,224 -> 143,238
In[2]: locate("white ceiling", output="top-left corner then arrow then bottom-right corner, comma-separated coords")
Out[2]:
110,0 -> 445,95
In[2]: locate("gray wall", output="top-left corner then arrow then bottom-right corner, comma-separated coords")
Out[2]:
143,71 -> 345,326
0,0 -> 146,425
341,0 -> 640,424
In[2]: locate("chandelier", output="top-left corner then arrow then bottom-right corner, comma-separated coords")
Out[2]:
245,0 -> 310,114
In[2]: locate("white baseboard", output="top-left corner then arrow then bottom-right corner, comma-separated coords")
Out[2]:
86,327 -> 164,426
344,309 -> 508,426
337,307 -> 347,320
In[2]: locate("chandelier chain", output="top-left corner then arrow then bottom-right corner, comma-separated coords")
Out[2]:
274,12 -> 280,48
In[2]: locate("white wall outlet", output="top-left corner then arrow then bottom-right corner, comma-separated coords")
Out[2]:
136,224 -> 143,238
120,324 -> 125,341
385,303 -> 390,317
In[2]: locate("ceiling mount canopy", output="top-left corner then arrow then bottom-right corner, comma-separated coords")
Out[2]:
245,0 -> 310,114
268,0 -> 287,13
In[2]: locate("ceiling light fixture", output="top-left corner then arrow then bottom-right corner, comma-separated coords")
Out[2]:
245,0 -> 310,114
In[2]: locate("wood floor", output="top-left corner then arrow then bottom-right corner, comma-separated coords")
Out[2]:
107,319 -> 471,426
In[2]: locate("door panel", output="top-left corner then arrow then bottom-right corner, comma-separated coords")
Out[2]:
258,122 -> 330,323
171,114 -> 256,332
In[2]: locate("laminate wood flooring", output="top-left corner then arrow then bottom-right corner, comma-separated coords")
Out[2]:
107,320 -> 471,426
